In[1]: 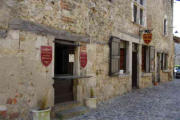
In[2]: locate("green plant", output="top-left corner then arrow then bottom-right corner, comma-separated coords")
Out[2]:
39,96 -> 48,110
90,88 -> 95,98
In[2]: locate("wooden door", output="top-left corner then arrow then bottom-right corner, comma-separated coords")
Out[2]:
54,44 -> 75,104
132,52 -> 138,88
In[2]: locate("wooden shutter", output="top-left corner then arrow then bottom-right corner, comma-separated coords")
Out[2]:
165,54 -> 168,70
142,46 -> 146,72
150,46 -> 155,72
109,37 -> 120,76
162,53 -> 165,70
145,47 -> 150,72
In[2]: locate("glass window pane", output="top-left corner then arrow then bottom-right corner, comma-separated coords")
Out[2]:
140,8 -> 143,25
133,5 -> 137,23
140,0 -> 143,5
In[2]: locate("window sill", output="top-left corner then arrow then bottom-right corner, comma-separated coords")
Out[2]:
141,72 -> 152,77
118,73 -> 130,78
53,75 -> 92,80
162,70 -> 171,73
131,21 -> 146,29
110,73 -> 129,77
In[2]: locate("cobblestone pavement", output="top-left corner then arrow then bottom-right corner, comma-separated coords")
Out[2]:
70,79 -> 180,120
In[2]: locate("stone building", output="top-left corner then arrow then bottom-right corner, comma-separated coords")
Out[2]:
174,36 -> 180,65
0,0 -> 174,119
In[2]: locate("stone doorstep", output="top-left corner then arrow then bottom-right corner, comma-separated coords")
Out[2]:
53,101 -> 89,120
54,101 -> 82,112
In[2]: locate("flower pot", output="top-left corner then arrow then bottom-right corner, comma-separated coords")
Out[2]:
154,82 -> 158,86
31,108 -> 51,120
85,97 -> 97,109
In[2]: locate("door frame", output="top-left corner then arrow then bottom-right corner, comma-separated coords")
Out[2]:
132,43 -> 138,88
53,40 -> 80,104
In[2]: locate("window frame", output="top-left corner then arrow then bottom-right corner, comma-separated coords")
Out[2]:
132,0 -> 146,26
161,53 -> 168,70
109,37 -> 129,76
141,45 -> 155,73
163,18 -> 168,36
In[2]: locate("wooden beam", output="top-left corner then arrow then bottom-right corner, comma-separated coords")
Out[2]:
53,75 -> 92,80
9,18 -> 90,43
54,40 -> 81,46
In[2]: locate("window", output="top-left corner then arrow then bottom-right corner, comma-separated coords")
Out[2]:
132,0 -> 146,25
171,0 -> 173,8
142,46 -> 146,72
161,53 -> 168,70
164,19 -> 167,35
109,37 -> 128,75
140,8 -> 143,25
142,46 -> 155,73
120,41 -> 127,72
133,5 -> 138,23
140,0 -> 143,5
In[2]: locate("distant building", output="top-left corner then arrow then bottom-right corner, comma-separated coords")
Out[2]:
0,0 -> 175,119
174,36 -> 180,65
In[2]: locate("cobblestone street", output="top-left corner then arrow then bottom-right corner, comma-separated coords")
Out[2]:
70,79 -> 180,120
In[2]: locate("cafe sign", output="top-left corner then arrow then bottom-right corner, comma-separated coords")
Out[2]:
143,33 -> 152,44
41,46 -> 52,67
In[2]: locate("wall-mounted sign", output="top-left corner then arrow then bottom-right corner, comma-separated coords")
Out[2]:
41,46 -> 52,67
69,54 -> 75,63
80,46 -> 87,68
143,33 -> 152,44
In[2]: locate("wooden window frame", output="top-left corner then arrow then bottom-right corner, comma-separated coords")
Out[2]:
164,19 -> 167,35
109,37 -> 128,76
142,45 -> 155,73
132,0 -> 146,26
133,4 -> 138,23
120,41 -> 127,72
161,53 -> 168,70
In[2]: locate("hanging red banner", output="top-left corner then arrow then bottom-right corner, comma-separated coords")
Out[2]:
41,46 -> 52,67
80,46 -> 87,68
143,33 -> 152,44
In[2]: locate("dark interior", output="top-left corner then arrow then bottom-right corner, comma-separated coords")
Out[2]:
54,43 -> 75,75
54,42 -> 75,104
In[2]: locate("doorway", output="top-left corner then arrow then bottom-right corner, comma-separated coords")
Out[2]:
54,42 -> 75,104
132,44 -> 138,88
157,53 -> 161,83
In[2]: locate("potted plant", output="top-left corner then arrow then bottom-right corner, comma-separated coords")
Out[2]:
154,82 -> 158,86
85,87 -> 97,109
31,96 -> 51,120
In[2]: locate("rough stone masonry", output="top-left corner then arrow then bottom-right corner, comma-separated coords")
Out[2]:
0,0 -> 174,119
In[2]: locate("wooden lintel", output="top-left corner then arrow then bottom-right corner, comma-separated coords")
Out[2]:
9,18 -> 90,43
54,40 -> 81,46
53,75 -> 92,80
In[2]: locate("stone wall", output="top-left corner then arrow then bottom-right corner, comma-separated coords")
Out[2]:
175,43 -> 180,65
160,71 -> 172,83
140,74 -> 153,89
0,30 -> 54,119
0,0 -> 174,119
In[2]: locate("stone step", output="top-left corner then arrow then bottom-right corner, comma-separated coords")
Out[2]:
54,101 -> 82,112
55,106 -> 88,120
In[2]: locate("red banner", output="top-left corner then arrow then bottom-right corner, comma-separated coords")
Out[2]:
80,46 -> 87,68
41,46 -> 52,67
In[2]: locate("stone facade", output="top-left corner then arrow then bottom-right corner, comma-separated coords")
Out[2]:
0,0 -> 174,119
175,43 -> 180,65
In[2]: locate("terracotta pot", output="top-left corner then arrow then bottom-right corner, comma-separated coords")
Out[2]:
154,82 -> 158,86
